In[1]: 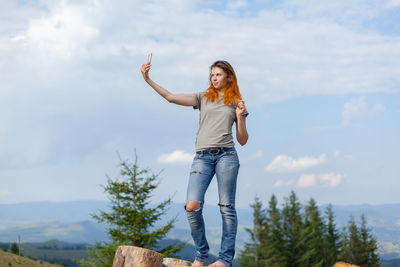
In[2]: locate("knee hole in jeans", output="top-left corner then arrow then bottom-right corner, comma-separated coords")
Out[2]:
218,203 -> 233,209
185,201 -> 201,212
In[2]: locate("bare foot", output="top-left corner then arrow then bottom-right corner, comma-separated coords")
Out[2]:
208,260 -> 227,267
192,260 -> 204,267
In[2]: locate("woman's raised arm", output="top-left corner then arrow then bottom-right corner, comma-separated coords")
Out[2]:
141,59 -> 197,107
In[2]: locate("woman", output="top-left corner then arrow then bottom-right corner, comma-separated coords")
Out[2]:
141,57 -> 248,267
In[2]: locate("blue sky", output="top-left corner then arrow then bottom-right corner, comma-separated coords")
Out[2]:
0,0 -> 399,208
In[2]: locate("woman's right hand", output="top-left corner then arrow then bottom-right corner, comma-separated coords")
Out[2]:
141,62 -> 151,81
140,55 -> 197,107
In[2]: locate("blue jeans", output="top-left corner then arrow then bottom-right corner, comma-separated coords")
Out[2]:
185,147 -> 240,267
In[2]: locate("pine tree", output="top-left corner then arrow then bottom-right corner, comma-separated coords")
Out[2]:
298,198 -> 325,267
282,191 -> 303,267
324,204 -> 339,266
10,242 -> 19,255
338,215 -> 380,267
338,226 -> 351,263
348,216 -> 364,264
264,194 -> 287,267
359,215 -> 380,267
77,152 -> 183,267
338,216 -> 364,265
238,196 -> 268,267
239,192 -> 381,267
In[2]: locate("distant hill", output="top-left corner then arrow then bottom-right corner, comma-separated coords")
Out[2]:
0,220 -> 108,244
382,258 -> 400,267
1,200 -> 400,260
2,200 -> 400,229
0,200 -> 109,226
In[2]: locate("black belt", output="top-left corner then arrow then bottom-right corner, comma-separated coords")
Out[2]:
197,147 -> 233,156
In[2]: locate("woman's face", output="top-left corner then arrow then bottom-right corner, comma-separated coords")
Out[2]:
211,67 -> 228,90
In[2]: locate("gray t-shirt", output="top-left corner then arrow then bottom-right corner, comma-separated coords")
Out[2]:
193,92 -> 248,151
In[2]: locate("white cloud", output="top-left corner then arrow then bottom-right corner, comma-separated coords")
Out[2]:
2,1 -> 399,105
227,0 -> 247,10
265,154 -> 327,173
342,96 -> 386,127
274,173 -> 343,188
384,0 -> 400,8
157,150 -> 194,164
371,104 -> 386,115
333,151 -> 353,160
274,179 -> 295,187
320,173 -> 342,187
333,151 -> 340,159
297,174 -> 317,187
12,2 -> 99,61
342,96 -> 368,127
11,35 -> 26,42
0,0 -> 397,204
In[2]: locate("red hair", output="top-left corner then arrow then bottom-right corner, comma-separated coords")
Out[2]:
204,60 -> 243,106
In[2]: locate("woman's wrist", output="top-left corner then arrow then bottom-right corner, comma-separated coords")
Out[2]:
145,77 -> 155,86
237,115 -> 246,121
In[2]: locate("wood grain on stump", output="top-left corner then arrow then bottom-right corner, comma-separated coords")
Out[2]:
163,257 -> 191,266
112,246 -> 164,267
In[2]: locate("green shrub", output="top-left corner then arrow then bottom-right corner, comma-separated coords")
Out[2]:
10,242 -> 19,255
27,255 -> 37,261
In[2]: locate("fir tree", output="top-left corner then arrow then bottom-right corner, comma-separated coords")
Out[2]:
359,215 -> 380,267
348,216 -> 363,264
239,192 -> 381,267
338,216 -> 363,265
264,194 -> 287,267
298,198 -> 325,267
77,152 -> 183,267
338,226 -> 352,263
282,191 -> 303,267
338,215 -> 380,267
239,243 -> 260,267
324,204 -> 339,266
10,242 -> 19,255
238,196 -> 268,267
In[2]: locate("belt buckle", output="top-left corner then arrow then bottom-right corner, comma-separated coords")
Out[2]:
208,148 -> 220,155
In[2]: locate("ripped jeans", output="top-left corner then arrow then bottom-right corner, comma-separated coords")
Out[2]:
185,147 -> 240,267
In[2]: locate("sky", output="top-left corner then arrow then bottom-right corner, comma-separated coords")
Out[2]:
0,0 -> 399,208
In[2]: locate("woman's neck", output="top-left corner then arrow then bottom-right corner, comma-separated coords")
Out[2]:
217,88 -> 225,96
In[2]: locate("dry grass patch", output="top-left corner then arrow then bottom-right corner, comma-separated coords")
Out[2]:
0,250 -> 64,267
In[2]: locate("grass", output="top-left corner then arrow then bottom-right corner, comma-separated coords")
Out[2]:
0,250 -> 64,267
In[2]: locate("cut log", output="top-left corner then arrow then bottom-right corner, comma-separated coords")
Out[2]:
112,245 -> 164,267
163,257 -> 192,266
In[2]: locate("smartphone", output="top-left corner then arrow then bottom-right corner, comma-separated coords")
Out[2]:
147,53 -> 152,64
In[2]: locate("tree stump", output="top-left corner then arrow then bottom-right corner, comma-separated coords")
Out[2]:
112,246 -> 164,267
163,257 -> 192,266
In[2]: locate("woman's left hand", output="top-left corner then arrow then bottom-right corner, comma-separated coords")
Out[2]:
236,100 -> 246,117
